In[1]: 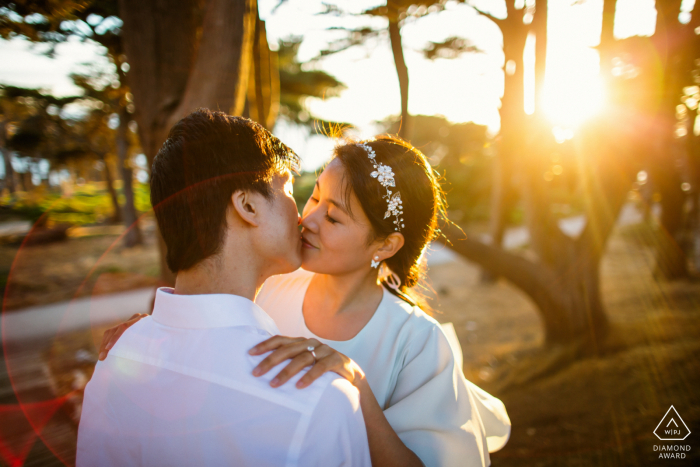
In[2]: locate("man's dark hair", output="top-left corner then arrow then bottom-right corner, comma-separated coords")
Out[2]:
150,109 -> 300,273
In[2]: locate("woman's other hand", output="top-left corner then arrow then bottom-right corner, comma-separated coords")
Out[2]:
98,313 -> 149,360
248,336 -> 365,389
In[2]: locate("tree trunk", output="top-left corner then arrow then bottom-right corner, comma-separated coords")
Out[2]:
533,0 -> 547,114
440,222 -> 609,347
247,15 -> 278,130
446,0 -> 612,347
99,152 -> 123,224
599,0 -> 617,78
482,1 -> 528,282
389,19 -> 410,139
1,148 -> 15,194
117,105 -> 143,247
0,121 -> 16,194
651,0 -> 690,279
119,0 -> 258,285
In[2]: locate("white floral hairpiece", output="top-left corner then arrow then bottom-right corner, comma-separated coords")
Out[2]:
357,142 -> 404,232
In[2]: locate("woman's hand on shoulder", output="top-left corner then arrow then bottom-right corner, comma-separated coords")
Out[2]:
98,313 -> 149,360
248,336 -> 365,389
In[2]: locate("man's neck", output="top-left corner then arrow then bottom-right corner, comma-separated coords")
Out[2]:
173,252 -> 263,301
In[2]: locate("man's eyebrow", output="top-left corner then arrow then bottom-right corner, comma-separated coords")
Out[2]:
316,180 -> 349,215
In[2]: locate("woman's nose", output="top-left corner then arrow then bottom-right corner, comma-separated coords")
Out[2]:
297,213 -> 302,226
300,208 -> 318,231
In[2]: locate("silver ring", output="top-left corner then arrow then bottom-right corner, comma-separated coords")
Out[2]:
307,345 -> 317,363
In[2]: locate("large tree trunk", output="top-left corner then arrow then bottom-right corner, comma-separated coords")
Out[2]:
444,0 -> 623,347
651,0 -> 690,279
482,1 -> 529,282
441,222 -> 608,346
388,18 -> 410,139
98,152 -> 123,223
119,0 -> 257,285
599,0 -> 617,78
247,14 -> 278,130
116,105 -> 143,247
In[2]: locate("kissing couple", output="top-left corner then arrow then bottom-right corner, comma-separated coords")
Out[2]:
77,109 -> 511,466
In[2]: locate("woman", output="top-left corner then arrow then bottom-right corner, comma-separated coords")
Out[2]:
100,136 -> 511,467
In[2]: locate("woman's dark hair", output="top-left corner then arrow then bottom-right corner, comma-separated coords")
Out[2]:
333,135 -> 446,309
150,109 -> 299,273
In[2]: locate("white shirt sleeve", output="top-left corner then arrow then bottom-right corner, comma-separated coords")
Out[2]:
297,377 -> 371,467
383,324 -> 511,467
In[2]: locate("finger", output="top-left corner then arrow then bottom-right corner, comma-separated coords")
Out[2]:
296,353 -> 344,389
98,328 -> 119,360
104,317 -> 140,351
252,340 -> 315,376
269,352 -> 316,387
296,357 -> 335,389
249,335 -> 304,355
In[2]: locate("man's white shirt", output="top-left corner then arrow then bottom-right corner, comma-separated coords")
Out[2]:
77,287 -> 371,466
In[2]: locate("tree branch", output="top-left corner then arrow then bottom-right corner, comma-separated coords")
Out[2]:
468,4 -> 503,24
437,223 -> 560,307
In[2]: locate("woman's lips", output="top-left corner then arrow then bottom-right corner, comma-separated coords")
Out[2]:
301,236 -> 318,249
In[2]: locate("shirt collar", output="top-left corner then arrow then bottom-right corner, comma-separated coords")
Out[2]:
152,287 -> 280,335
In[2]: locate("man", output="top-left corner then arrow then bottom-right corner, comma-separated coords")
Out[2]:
76,109 -> 371,466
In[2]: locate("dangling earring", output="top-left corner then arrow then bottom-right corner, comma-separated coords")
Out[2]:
384,271 -> 402,290
371,256 -> 380,268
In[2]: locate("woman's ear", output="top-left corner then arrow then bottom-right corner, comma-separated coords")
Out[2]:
230,190 -> 261,227
376,232 -> 405,261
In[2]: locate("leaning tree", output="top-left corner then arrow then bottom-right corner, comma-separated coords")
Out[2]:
441,0 -> 700,348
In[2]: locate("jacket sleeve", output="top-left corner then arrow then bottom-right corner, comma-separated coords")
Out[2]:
383,323 -> 511,467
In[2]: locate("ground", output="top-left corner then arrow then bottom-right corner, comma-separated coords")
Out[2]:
1,220 -> 699,466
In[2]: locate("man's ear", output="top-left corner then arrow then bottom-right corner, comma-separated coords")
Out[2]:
376,232 -> 405,261
230,189 -> 261,227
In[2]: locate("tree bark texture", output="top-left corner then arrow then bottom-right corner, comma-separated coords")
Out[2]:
599,0 -> 617,78
0,121 -> 15,194
98,152 -> 123,224
247,15 -> 279,129
483,0 -> 529,283
116,105 -> 143,247
389,19 -> 410,139
443,0 -> 649,347
533,0 -> 547,114
650,0 -> 690,279
118,0 -> 258,284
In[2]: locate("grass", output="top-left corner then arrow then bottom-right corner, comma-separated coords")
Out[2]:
0,182 -> 152,226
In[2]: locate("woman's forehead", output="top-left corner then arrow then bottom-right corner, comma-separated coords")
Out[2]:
318,159 -> 363,220
318,159 -> 344,187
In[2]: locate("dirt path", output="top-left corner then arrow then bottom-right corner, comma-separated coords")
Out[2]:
426,228 -> 700,466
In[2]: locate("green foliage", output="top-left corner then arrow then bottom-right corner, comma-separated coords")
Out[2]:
292,171 -> 318,213
0,181 -> 151,226
423,37 -> 481,60
277,37 -> 348,129
0,84 -> 80,157
0,0 -> 121,55
382,114 -> 493,223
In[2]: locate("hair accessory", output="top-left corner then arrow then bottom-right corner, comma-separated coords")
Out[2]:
371,256 -> 380,268
357,142 -> 405,232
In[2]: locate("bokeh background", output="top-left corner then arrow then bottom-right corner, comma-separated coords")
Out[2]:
1,0 -> 700,465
